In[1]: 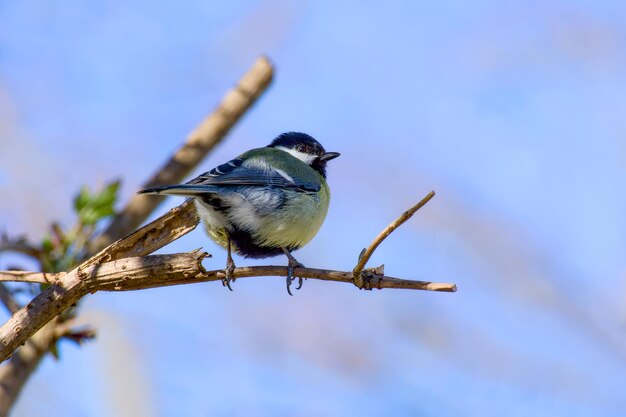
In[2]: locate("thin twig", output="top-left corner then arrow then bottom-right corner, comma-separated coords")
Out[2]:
0,284 -> 20,315
0,272 -> 64,285
92,56 -> 274,251
0,234 -> 41,260
353,191 -> 436,288
53,322 -> 97,345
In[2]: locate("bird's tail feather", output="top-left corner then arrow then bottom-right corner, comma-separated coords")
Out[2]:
137,184 -> 219,196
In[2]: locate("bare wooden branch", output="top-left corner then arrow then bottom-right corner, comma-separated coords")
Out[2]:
0,195 -> 201,363
0,198 -> 198,358
0,200 -> 198,286
0,274 -> 85,363
0,272 -> 64,285
0,254 -> 455,293
0,284 -> 20,316
84,199 -> 198,269
92,56 -> 274,251
353,191 -> 436,288
0,252 -> 201,362
108,264 -> 456,292
0,249 -> 455,362
0,320 -> 59,417
53,322 -> 97,345
0,233 -> 41,260
0,280 -> 55,417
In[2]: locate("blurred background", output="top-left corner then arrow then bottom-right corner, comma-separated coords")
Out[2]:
2,0 -> 626,416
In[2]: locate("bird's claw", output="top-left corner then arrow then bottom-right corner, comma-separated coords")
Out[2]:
286,259 -> 305,296
223,259 -> 236,291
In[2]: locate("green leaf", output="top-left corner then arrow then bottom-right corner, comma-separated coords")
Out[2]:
79,209 -> 99,226
73,186 -> 91,213
74,181 -> 120,225
41,236 -> 54,253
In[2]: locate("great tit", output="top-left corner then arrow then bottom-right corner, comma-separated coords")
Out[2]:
138,132 -> 340,294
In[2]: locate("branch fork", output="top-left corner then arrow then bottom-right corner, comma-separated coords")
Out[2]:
352,190 -> 437,289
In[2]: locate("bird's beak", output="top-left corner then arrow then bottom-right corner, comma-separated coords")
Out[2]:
319,152 -> 341,162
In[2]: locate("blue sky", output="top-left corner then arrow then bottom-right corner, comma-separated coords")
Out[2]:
1,1 -> 626,416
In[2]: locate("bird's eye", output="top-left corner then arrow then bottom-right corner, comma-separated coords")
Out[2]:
296,145 -> 305,152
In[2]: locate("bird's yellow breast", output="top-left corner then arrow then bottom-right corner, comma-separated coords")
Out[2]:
254,181 -> 330,249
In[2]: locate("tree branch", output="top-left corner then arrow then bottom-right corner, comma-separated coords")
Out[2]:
0,280 -> 58,417
0,56 -> 272,415
353,191 -> 436,288
0,194 -> 203,363
0,249 -> 455,361
0,199 -> 198,286
0,233 -> 41,261
0,252 -> 456,293
0,272 -> 63,285
0,285 -> 20,315
53,322 -> 97,345
84,199 -> 198,269
0,320 -> 59,417
92,56 -> 274,251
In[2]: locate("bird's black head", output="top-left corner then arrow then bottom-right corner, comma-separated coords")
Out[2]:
268,132 -> 340,178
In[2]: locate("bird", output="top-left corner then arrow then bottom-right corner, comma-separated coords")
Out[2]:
137,132 -> 340,295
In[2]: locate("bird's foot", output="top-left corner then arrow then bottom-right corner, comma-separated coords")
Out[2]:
281,247 -> 306,295
223,257 -> 236,291
286,257 -> 305,296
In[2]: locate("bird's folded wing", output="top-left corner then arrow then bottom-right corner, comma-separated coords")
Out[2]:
187,157 -> 321,192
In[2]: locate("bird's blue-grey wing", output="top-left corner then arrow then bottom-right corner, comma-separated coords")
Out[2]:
187,157 -> 320,192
